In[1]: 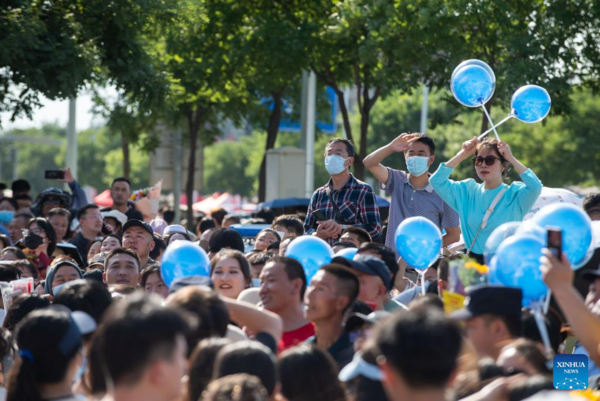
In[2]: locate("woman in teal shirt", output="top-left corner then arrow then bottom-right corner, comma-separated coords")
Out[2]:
430,137 -> 542,262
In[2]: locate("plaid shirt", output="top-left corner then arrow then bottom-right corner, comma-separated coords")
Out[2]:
304,174 -> 382,245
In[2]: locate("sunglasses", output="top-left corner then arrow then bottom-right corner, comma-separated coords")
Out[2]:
472,155 -> 502,166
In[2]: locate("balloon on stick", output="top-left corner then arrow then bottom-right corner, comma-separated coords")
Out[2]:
531,203 -> 593,269
451,65 -> 495,108
161,241 -> 211,286
490,235 -> 547,304
483,221 -> 521,265
395,217 -> 442,271
285,236 -> 334,283
511,85 -> 552,123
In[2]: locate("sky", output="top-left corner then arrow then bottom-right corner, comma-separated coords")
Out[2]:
0,91 -> 108,133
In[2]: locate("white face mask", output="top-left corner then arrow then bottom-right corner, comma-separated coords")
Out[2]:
325,155 -> 348,175
406,156 -> 430,177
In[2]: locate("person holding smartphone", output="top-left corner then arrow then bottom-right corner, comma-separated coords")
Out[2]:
430,137 -> 542,263
304,139 -> 381,246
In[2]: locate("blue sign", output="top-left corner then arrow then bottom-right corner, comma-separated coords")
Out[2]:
553,354 -> 588,390
263,87 -> 339,135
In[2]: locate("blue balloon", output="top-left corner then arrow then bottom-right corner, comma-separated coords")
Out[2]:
451,59 -> 496,87
484,221 -> 521,265
335,247 -> 358,260
285,236 -> 334,283
516,220 -> 547,244
531,203 -> 592,268
451,64 -> 495,107
492,235 -> 547,303
511,85 -> 551,123
161,241 -> 210,286
395,217 -> 442,270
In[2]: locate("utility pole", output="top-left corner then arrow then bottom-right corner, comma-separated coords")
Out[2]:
66,97 -> 77,182
300,71 -> 317,198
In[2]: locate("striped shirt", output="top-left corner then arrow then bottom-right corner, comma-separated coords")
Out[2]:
304,174 -> 381,245
382,168 -> 459,257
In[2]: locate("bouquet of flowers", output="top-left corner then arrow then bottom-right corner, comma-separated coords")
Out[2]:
448,257 -> 489,296
130,180 -> 162,222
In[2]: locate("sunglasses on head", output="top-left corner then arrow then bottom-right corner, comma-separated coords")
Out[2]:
472,155 -> 502,166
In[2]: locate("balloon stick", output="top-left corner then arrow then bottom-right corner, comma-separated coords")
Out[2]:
478,115 -> 512,140
481,104 -> 501,141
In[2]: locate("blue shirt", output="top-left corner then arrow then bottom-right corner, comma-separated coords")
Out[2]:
429,163 -> 542,254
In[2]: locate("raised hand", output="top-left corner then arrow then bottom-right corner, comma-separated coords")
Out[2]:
461,136 -> 479,156
388,133 -> 420,153
497,141 -> 514,161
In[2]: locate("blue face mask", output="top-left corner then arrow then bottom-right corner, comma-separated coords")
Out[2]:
325,155 -> 348,175
0,211 -> 14,225
406,156 -> 430,177
73,352 -> 87,384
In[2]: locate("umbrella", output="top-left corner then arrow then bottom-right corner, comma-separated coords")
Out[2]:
524,187 -> 584,221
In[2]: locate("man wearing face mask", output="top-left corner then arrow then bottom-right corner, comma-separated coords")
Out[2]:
304,139 -> 381,246
363,133 -> 460,257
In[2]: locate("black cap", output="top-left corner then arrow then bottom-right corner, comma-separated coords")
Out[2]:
582,269 -> 600,281
123,219 -> 154,237
345,310 -> 391,332
450,285 -> 523,321
332,254 -> 391,290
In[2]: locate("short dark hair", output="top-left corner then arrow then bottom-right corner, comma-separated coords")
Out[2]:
89,293 -> 194,392
342,226 -> 372,244
319,264 -> 359,312
272,215 -> 305,236
0,197 -> 18,211
269,256 -> 307,301
14,260 -> 38,281
375,309 -> 462,389
187,338 -> 232,401
357,243 -> 399,290
2,293 -> 50,333
53,280 -> 113,324
279,344 -> 346,401
481,313 -> 522,339
0,235 -> 10,249
583,193 -> 600,214
76,204 -> 100,221
214,341 -> 278,397
327,138 -> 355,157
411,133 -> 436,155
166,286 -> 230,351
11,179 -> 31,193
332,241 -> 356,250
211,208 -> 228,226
208,228 -> 245,254
198,216 -> 217,234
111,177 -> 131,189
247,251 -> 276,267
104,248 -> 141,272
0,264 -> 21,282
204,374 -> 268,401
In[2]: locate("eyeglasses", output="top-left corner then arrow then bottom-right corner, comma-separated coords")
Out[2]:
472,156 -> 502,166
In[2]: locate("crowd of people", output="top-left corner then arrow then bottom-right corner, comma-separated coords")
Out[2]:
0,134 -> 597,401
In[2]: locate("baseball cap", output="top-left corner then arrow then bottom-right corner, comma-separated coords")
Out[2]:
582,268 -> 600,281
345,310 -> 390,333
450,285 -> 523,321
123,219 -> 154,237
164,224 -> 188,237
339,352 -> 384,382
332,254 -> 391,290
101,210 -> 127,227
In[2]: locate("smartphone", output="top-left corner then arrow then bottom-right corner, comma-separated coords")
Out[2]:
44,170 -> 65,180
313,210 -> 327,222
547,227 -> 562,259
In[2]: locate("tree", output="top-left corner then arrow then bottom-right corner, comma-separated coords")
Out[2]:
159,0 -> 249,227
0,0 -> 174,124
305,0 -> 459,180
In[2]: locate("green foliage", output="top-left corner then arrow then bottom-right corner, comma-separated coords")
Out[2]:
0,124 -> 148,194
0,0 -> 175,123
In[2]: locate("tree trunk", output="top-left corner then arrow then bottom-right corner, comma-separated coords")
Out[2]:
186,107 -> 204,231
120,132 -> 130,180
258,92 -> 283,202
355,110 -> 370,180
333,88 -> 356,146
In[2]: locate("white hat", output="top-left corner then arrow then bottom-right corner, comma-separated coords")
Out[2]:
164,224 -> 188,236
101,210 -> 127,227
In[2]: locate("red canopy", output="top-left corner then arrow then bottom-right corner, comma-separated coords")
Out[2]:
94,189 -> 113,208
